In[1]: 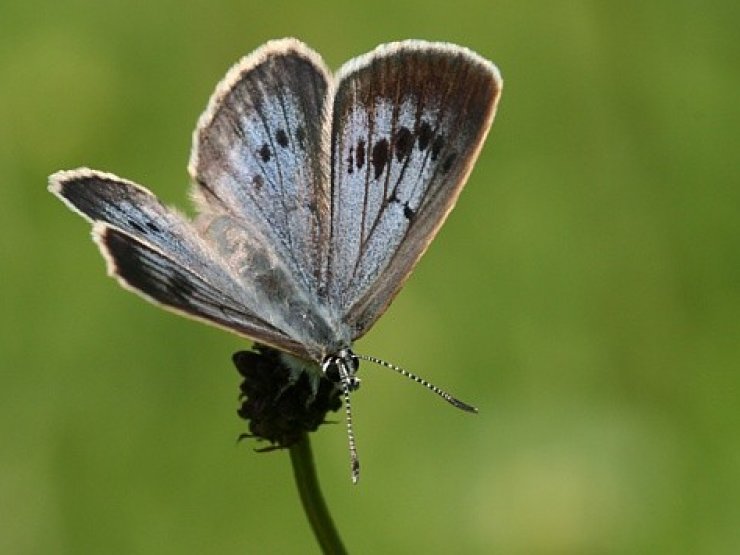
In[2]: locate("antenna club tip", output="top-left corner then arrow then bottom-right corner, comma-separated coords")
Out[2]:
449,398 -> 479,413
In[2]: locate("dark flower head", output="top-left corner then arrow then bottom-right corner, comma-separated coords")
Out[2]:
234,344 -> 343,449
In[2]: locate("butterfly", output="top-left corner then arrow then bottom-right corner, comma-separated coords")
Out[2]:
49,38 -> 502,482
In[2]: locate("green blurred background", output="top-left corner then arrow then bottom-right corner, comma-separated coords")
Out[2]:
2,1 -> 739,553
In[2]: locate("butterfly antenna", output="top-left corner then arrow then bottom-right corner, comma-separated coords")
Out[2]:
341,381 -> 361,484
357,354 -> 478,413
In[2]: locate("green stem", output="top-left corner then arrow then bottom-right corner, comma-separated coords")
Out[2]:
289,433 -> 348,555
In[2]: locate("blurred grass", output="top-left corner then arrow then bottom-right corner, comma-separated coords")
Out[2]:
1,1 -> 739,553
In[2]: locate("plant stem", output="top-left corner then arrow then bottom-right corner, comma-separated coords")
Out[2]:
289,433 -> 348,555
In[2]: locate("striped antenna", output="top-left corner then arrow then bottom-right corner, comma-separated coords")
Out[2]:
357,354 -> 478,413
341,382 -> 361,484
326,354 -> 361,484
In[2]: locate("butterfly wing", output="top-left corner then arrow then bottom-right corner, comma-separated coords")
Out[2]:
49,169 -> 309,357
328,41 -> 503,338
52,39 -> 348,362
189,38 -> 333,299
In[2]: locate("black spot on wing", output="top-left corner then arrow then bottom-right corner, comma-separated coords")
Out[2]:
403,202 -> 415,221
356,140 -> 366,169
296,126 -> 306,150
253,175 -> 264,190
346,145 -> 354,175
276,129 -> 289,148
431,135 -> 445,162
417,121 -> 433,151
394,127 -> 413,162
258,143 -> 271,162
371,138 -> 389,180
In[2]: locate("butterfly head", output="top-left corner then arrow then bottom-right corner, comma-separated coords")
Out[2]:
322,348 -> 361,392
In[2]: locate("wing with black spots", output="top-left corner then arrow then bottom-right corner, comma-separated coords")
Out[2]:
49,168 -> 317,359
189,38 -> 333,299
328,41 -> 503,338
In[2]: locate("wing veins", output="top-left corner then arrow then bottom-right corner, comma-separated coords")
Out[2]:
346,79 -> 375,286
253,79 -> 294,257
403,65 -> 458,212
213,85 -> 298,276
351,83 -> 402,278
349,58 -> 462,279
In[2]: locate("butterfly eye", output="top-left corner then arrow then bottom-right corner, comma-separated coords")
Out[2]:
323,358 -> 341,383
324,361 -> 342,383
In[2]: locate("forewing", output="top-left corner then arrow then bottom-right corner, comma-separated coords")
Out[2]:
51,168 -> 213,271
329,41 -> 502,338
189,38 -> 332,298
49,169 -> 308,357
